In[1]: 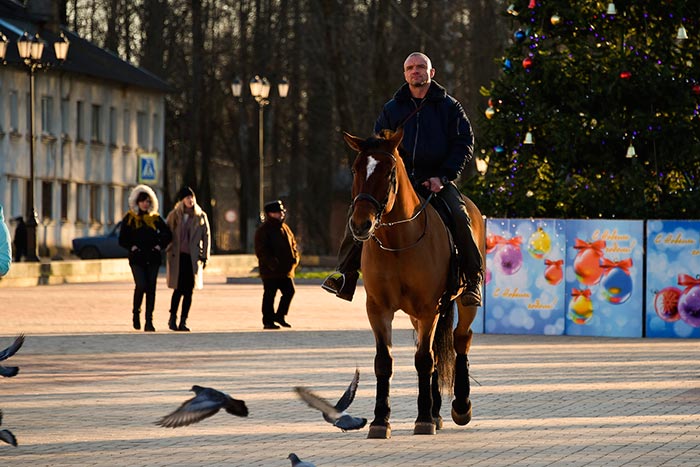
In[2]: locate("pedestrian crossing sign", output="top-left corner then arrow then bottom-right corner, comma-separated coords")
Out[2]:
138,153 -> 158,184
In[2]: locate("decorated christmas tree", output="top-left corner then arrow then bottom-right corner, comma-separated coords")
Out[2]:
472,0 -> 700,219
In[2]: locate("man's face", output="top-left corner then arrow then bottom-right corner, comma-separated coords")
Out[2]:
403,55 -> 434,88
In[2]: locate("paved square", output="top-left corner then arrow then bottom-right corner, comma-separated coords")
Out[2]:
1,278 -> 699,466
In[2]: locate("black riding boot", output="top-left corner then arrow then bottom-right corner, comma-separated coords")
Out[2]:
132,309 -> 141,330
168,311 -> 178,331
178,308 -> 190,332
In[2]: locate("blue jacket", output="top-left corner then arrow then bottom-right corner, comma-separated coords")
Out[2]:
374,81 -> 474,183
0,204 -> 11,276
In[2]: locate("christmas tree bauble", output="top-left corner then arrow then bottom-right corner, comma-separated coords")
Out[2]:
654,287 -> 681,322
678,285 -> 700,327
527,227 -> 551,259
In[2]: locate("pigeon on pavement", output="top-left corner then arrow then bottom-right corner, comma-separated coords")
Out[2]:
0,410 -> 17,447
288,453 -> 316,467
294,368 -> 367,432
155,385 -> 248,428
0,334 -> 25,378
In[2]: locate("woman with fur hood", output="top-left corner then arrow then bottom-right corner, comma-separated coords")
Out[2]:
119,185 -> 172,332
165,186 -> 210,331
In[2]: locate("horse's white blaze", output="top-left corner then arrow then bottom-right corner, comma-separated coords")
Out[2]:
366,156 -> 379,180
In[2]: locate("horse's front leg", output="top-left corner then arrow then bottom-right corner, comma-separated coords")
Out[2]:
413,316 -> 439,435
367,306 -> 394,439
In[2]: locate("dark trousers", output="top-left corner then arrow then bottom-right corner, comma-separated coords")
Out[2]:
130,262 -> 160,314
170,253 -> 194,318
335,182 -> 483,278
261,277 -> 295,325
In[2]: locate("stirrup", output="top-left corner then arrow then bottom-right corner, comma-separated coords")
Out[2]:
321,272 -> 345,294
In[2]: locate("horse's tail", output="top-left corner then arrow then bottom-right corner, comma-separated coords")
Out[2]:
434,303 -> 455,393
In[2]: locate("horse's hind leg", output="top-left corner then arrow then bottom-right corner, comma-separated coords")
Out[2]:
367,311 -> 394,439
452,305 -> 476,426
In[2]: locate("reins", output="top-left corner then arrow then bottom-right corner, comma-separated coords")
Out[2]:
370,193 -> 432,252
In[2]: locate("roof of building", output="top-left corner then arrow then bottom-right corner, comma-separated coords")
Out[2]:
0,1 -> 170,93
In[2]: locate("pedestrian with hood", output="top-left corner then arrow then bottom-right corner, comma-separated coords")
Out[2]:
165,186 -> 211,332
254,200 -> 300,329
119,184 -> 172,332
0,204 -> 11,276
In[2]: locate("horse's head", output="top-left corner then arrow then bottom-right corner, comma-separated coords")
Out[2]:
343,128 -> 404,241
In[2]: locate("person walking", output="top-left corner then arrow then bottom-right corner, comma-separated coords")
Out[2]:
12,216 -> 26,262
0,204 -> 12,276
322,51 -> 484,306
119,184 -> 172,332
254,200 -> 300,330
165,186 -> 211,332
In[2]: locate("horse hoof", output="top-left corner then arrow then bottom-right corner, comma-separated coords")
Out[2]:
414,422 -> 436,435
368,424 -> 391,439
451,399 -> 472,426
434,415 -> 444,430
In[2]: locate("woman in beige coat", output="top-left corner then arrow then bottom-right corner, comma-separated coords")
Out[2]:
165,187 -> 210,331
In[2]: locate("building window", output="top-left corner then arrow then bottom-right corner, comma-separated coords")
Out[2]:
90,185 -> 101,223
137,111 -> 148,149
76,183 -> 86,222
41,181 -> 53,220
60,182 -> 69,221
107,186 -> 115,223
10,178 -> 20,219
76,101 -> 84,141
109,107 -> 117,145
122,187 -> 130,215
61,98 -> 70,136
9,91 -> 18,131
152,113 -> 160,149
41,96 -> 54,135
91,104 -> 102,142
123,109 -> 130,147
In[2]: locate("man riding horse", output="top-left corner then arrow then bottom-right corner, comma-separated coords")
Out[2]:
323,51 -> 483,306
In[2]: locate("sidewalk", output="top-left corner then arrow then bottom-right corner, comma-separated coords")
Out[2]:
1,278 -> 698,466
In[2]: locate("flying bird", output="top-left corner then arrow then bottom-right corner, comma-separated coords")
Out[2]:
0,410 -> 17,447
287,453 -> 316,467
294,368 -> 367,432
0,334 -> 25,378
155,385 -> 248,428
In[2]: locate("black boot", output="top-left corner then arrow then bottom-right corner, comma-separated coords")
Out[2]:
460,271 -> 483,307
321,270 -> 359,302
178,308 -> 190,332
168,311 -> 178,331
144,310 -> 155,332
132,310 -> 141,330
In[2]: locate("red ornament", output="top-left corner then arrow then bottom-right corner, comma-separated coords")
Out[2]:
522,57 -> 533,69
528,0 -> 536,8
619,71 -> 632,79
654,287 -> 681,322
544,259 -> 563,286
573,239 -> 606,286
692,84 -> 700,95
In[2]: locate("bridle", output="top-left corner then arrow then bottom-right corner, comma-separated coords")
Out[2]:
350,150 -> 432,252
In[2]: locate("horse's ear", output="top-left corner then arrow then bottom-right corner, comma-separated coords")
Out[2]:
343,131 -> 364,152
389,127 -> 404,150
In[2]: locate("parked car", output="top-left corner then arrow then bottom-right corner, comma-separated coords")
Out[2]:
72,222 -> 127,259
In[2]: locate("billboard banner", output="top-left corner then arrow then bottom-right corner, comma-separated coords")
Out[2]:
646,220 -> 700,338
484,218 -> 566,335
564,220 -> 644,337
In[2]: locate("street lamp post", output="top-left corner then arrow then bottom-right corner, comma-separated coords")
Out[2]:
231,75 -> 289,221
0,31 -> 69,261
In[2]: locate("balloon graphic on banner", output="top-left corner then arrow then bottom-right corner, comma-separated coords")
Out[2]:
544,259 -> 563,285
600,258 -> 633,304
494,237 -> 523,275
677,274 -> 700,327
573,239 -> 606,285
486,234 -> 502,254
568,288 -> 593,324
527,227 -> 551,259
653,287 -> 681,322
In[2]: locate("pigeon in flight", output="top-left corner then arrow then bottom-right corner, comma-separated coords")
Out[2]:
294,368 -> 367,431
155,385 -> 248,428
287,453 -> 316,467
0,410 -> 17,447
0,334 -> 25,378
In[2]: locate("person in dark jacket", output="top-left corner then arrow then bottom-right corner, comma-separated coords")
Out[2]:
322,51 -> 484,306
119,184 -> 172,332
254,200 -> 301,330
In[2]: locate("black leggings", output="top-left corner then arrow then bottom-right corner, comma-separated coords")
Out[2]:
170,253 -> 194,316
130,262 -> 160,314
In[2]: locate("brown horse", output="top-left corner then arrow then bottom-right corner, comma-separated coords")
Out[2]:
343,128 -> 485,439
